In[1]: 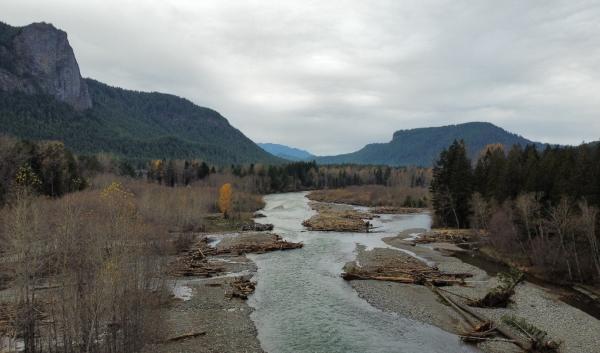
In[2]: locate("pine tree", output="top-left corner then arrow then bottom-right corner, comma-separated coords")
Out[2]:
430,140 -> 473,228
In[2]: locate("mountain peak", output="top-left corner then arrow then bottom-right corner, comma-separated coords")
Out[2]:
0,21 -> 92,110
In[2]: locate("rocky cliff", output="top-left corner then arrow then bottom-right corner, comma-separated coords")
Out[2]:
0,22 -> 91,110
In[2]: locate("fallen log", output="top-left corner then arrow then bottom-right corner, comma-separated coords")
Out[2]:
166,331 -> 207,342
468,270 -> 524,308
431,285 -> 532,351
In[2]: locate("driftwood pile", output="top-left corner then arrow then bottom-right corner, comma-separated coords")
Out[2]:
302,215 -> 368,232
413,229 -> 477,244
342,265 -> 471,286
226,277 -> 256,300
342,251 -> 472,287
303,202 -> 377,232
169,239 -> 223,277
241,222 -> 274,231
215,234 -> 302,255
370,207 -> 425,214
170,233 -> 302,276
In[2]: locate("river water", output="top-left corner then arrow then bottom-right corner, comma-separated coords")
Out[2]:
248,192 -> 478,353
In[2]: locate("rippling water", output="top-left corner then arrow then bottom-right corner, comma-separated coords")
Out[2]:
248,192 -> 478,353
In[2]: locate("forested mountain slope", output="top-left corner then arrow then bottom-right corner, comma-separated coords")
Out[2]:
0,21 -> 279,164
317,122 -> 546,166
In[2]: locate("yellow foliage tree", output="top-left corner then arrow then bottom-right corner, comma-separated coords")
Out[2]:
218,183 -> 233,218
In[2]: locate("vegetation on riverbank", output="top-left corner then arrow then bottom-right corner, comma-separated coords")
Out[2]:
307,184 -> 430,208
0,171 -> 265,352
430,140 -> 600,285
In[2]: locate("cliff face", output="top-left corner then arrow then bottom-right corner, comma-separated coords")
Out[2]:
0,22 -> 91,110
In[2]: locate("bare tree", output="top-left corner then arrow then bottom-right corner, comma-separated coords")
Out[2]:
548,198 -> 583,282
578,200 -> 600,279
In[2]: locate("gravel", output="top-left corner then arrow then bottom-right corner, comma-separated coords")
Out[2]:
145,245 -> 264,353
346,234 -> 600,353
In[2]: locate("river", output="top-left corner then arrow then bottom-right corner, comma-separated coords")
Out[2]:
248,192 -> 478,353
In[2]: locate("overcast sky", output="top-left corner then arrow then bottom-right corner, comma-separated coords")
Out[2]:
2,0 -> 600,155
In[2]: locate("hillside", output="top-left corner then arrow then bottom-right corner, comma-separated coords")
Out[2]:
317,122 -> 545,166
258,143 -> 315,161
0,21 -> 279,164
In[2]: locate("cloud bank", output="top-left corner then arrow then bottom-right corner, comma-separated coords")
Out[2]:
2,0 -> 600,154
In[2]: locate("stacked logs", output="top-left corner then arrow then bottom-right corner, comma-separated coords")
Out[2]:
303,203 -> 376,232
342,264 -> 471,286
241,222 -> 274,231
170,234 -> 302,276
370,207 -> 425,214
169,239 -> 223,277
413,229 -> 477,244
215,234 -> 302,255
342,250 -> 472,287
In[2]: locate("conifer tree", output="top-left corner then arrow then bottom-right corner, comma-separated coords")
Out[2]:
430,140 -> 473,228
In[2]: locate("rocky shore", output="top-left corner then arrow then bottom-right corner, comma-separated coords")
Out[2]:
346,229 -> 600,353
145,274 -> 265,353
146,230 -> 303,353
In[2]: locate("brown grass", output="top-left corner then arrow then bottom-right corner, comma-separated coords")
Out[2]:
307,185 -> 429,208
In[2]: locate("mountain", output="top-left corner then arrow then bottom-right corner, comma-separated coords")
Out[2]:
258,143 -> 315,161
0,21 -> 279,164
317,122 -> 545,167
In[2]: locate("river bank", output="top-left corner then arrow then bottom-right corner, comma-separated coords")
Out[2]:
345,228 -> 600,353
145,228 -> 306,353
145,274 -> 265,353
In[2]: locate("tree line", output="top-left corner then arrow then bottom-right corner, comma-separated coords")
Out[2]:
145,159 -> 430,194
431,140 -> 600,283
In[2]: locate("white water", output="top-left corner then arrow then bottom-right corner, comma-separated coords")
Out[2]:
248,192 -> 478,353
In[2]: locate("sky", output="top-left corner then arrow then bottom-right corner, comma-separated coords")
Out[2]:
2,0 -> 600,155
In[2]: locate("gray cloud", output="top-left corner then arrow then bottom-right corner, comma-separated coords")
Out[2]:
2,0 -> 600,154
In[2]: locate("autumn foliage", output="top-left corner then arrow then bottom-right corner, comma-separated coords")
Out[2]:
218,183 -> 233,218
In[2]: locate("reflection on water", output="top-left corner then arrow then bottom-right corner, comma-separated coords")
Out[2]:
248,192 -> 478,353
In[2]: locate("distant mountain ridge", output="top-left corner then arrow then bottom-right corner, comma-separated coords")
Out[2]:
317,122 -> 546,167
0,21 -> 280,164
258,143 -> 315,161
